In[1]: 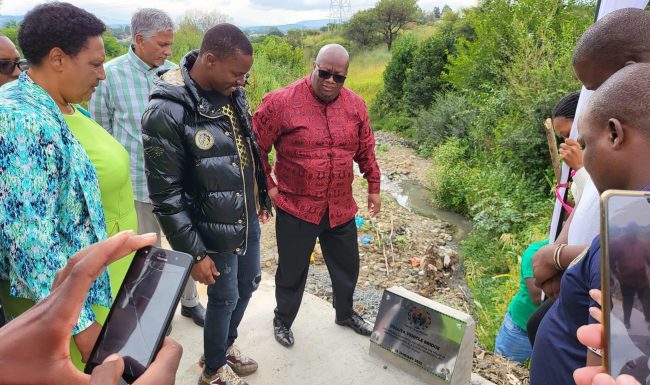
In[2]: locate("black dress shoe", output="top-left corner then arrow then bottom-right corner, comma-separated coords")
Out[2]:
273,317 -> 294,347
181,303 -> 206,327
335,312 -> 373,336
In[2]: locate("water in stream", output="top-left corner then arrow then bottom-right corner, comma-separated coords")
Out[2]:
381,175 -> 472,241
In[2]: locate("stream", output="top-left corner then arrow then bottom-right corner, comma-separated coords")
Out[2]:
380,175 -> 472,241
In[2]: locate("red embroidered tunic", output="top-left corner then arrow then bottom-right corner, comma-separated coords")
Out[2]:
253,76 -> 381,227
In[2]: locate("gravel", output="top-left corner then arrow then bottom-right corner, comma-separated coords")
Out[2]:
305,265 -> 384,321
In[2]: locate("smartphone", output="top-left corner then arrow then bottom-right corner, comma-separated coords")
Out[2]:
601,190 -> 650,383
84,246 -> 193,383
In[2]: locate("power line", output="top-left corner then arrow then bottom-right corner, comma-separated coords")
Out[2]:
329,0 -> 351,30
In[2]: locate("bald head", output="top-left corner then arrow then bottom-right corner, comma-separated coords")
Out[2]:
0,35 -> 21,86
573,8 -> 650,90
579,63 -> 650,192
311,43 -> 350,103
584,63 -> 650,139
316,44 -> 350,67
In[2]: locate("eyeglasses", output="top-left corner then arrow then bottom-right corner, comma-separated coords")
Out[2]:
0,59 -> 29,76
316,66 -> 347,84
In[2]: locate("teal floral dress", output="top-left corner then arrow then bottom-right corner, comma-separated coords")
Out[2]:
0,72 -> 111,333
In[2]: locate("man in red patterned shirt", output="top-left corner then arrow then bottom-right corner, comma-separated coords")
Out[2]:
253,44 -> 381,347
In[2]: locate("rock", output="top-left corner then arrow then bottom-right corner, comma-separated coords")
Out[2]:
444,254 -> 451,268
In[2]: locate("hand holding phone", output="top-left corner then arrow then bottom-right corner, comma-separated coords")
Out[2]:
601,190 -> 650,384
0,232 -> 182,385
85,246 -> 193,383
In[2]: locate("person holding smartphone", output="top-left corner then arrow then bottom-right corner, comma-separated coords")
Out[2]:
529,9 -> 650,381
0,231 -> 182,385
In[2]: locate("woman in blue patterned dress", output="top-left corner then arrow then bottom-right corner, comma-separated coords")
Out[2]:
0,3 -> 115,366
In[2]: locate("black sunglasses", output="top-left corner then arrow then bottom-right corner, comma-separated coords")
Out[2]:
316,66 -> 347,84
0,59 -> 29,76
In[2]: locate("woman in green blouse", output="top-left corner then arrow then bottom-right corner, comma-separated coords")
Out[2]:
60,105 -> 139,369
64,105 -> 138,301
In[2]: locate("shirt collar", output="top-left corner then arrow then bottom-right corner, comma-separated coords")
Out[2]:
127,45 -> 158,74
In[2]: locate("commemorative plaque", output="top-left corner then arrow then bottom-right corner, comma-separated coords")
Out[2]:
370,286 -> 475,385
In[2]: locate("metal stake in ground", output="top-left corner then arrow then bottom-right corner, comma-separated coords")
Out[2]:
373,219 -> 390,277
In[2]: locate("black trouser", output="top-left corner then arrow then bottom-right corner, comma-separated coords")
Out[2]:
620,284 -> 650,325
274,208 -> 359,328
527,298 -> 554,347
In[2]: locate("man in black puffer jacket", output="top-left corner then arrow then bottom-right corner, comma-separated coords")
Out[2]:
142,24 -> 271,385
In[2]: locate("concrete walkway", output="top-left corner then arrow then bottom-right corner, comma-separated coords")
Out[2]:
170,278 -> 494,385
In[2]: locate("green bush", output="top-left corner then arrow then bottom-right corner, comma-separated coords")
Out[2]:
429,138 -> 472,211
410,92 -> 472,155
254,35 -> 304,71
103,34 -> 127,60
403,33 -> 455,110
171,25 -> 202,63
373,34 -> 418,116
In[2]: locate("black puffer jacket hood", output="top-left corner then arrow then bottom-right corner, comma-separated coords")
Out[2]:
142,50 -> 271,256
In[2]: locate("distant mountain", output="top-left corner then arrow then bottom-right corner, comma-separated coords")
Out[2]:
0,15 -> 23,27
244,19 -> 332,34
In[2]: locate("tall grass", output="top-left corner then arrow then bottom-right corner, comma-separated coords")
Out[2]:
346,47 -> 391,104
247,54 -> 307,109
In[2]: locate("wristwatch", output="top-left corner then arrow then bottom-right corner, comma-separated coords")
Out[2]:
194,253 -> 208,263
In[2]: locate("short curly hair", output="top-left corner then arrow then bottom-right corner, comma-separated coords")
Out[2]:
18,2 -> 105,66
200,23 -> 253,61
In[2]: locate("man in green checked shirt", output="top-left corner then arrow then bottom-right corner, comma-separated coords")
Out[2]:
89,8 -> 206,326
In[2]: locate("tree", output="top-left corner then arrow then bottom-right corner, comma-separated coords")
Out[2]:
0,28 -> 17,46
254,35 -> 303,71
3,20 -> 19,29
373,0 -> 422,50
404,33 -> 455,110
372,33 -> 418,117
343,9 -> 382,47
171,23 -> 203,63
266,27 -> 284,37
103,34 -> 127,59
178,9 -> 232,33
433,6 -> 442,19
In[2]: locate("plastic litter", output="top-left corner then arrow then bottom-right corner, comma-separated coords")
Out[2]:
360,235 -> 373,245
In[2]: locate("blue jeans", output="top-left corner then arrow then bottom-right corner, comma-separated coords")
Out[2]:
494,312 -> 532,363
204,219 -> 261,373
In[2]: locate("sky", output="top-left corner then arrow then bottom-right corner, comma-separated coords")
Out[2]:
0,0 -> 478,27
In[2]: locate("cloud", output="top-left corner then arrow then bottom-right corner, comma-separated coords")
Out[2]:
248,0 -> 331,11
1,0 -> 478,26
